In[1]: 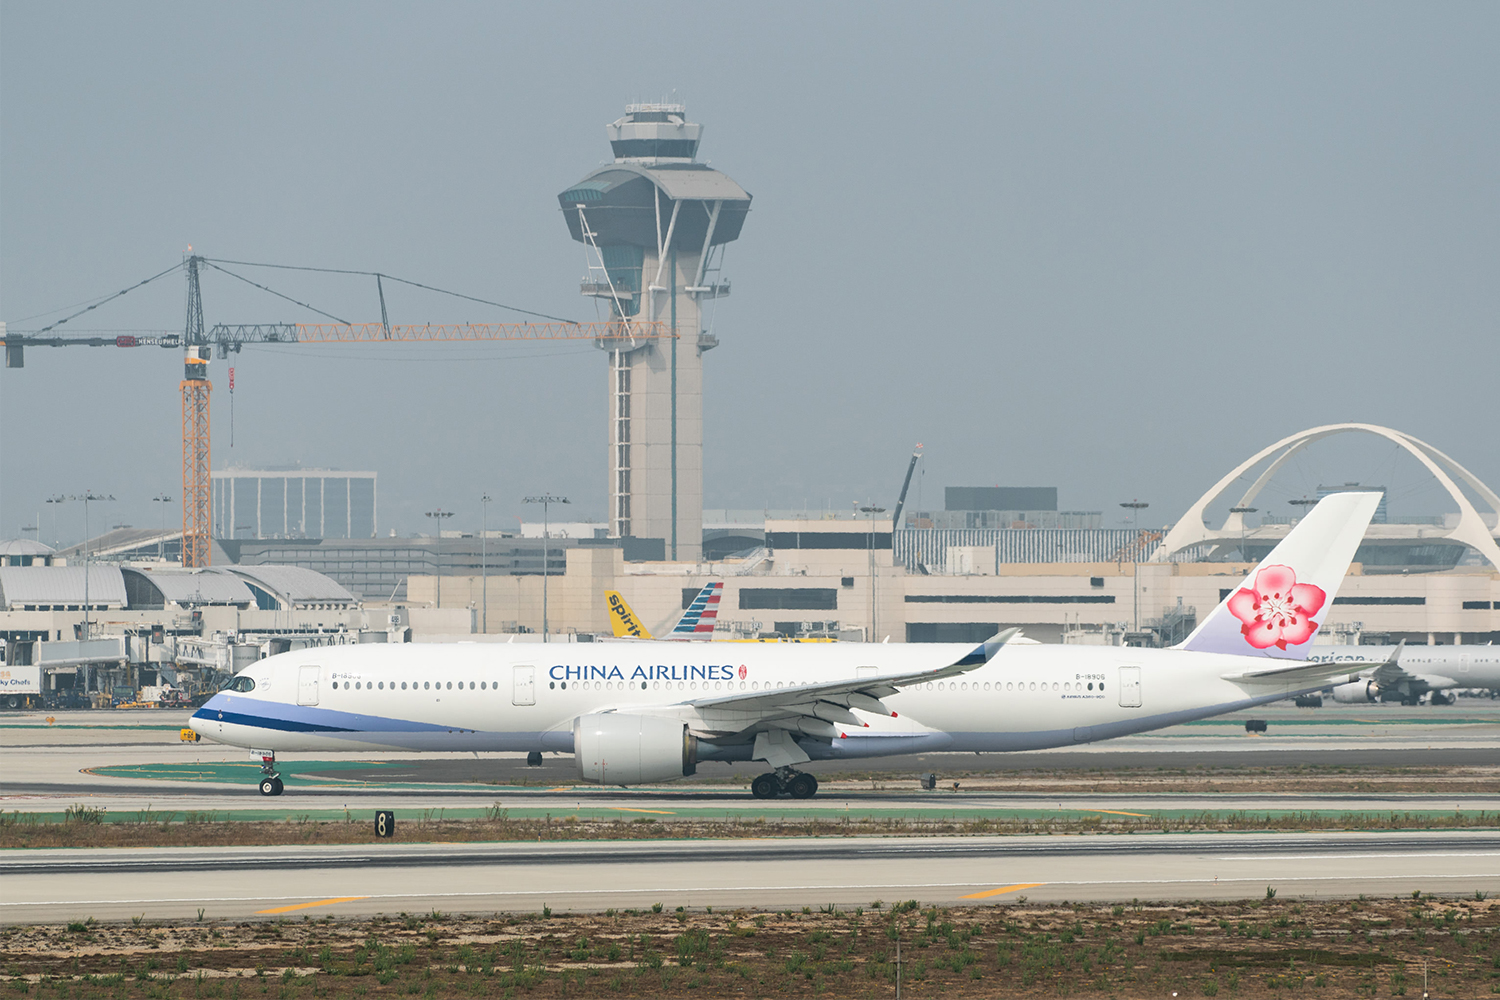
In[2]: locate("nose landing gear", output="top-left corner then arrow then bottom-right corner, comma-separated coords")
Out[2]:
257,753 -> 284,796
750,767 -> 818,800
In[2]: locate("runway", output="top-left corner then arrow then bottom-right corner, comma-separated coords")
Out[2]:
4,701 -> 1499,820
4,831 -> 1497,923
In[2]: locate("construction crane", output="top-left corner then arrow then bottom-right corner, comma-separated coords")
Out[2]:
3,255 -> 666,567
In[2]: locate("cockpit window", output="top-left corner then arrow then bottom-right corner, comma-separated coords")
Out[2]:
226,675 -> 256,693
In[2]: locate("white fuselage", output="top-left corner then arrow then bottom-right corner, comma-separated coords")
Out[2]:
1308,644 -> 1500,693
191,640 -> 1332,761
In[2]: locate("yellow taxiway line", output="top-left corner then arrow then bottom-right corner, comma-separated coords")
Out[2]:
611,807 -> 675,815
255,896 -> 368,915
960,882 -> 1045,900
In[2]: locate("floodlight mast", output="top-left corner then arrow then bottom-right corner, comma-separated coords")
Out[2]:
523,495 -> 569,642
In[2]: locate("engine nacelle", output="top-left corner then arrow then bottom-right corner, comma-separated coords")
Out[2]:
574,713 -> 698,785
1331,680 -> 1380,704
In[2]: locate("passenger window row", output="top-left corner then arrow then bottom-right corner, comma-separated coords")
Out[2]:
921,680 -> 1105,693
329,680 -> 498,692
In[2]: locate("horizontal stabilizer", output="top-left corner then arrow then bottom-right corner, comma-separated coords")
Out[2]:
1222,660 -> 1361,687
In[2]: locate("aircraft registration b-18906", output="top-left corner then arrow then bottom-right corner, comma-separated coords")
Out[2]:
191,493 -> 1382,800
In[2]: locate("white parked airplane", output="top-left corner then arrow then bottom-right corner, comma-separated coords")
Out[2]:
1309,641 -> 1500,705
191,493 -> 1382,799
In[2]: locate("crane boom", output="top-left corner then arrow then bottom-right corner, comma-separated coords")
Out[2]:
3,321 -> 670,360
1,256 -> 652,569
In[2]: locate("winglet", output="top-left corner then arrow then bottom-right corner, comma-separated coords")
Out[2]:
953,627 -> 1022,667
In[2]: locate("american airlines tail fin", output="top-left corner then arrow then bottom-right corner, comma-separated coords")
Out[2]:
669,581 -> 724,640
606,591 -> 652,639
1176,492 -> 1381,660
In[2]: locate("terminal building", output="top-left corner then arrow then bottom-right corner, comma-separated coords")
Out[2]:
402,425 -> 1500,649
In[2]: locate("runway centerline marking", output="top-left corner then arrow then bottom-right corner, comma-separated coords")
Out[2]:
961,882 -> 1045,900
254,897 -> 368,915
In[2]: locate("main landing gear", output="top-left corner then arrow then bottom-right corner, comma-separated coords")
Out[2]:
257,753 -> 284,796
751,767 -> 818,800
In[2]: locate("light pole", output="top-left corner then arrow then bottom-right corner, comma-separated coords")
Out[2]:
523,495 -> 569,642
152,494 -> 174,561
480,493 -> 492,634
1289,498 -> 1318,519
45,495 -> 64,549
66,492 -> 115,641
1120,500 -> 1149,635
424,509 -> 454,608
859,504 -> 886,642
1229,505 -> 1257,564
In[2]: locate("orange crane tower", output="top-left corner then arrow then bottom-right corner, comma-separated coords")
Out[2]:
3,255 -> 666,566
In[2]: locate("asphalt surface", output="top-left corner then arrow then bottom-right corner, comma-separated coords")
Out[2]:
5,831 -> 1497,923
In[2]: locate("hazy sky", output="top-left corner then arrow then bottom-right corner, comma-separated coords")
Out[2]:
3,2 -> 1497,545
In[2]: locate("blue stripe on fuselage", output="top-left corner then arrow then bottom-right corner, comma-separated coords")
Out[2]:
193,696 -> 458,736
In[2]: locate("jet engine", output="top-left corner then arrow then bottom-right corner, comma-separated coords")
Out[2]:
574,713 -> 698,785
1331,680 -> 1380,704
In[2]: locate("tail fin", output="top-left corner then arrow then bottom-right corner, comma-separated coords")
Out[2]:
1176,492 -> 1380,659
606,591 -> 652,639
669,582 -> 724,640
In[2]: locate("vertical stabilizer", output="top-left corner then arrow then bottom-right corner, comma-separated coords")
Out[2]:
1176,492 -> 1380,659
670,581 -> 724,640
606,591 -> 652,639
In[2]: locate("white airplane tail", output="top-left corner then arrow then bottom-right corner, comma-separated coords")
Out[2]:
1176,491 -> 1381,660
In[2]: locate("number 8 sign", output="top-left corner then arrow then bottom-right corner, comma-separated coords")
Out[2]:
374,810 -> 394,838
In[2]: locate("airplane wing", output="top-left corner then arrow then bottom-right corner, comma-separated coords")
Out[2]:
656,628 -> 1021,749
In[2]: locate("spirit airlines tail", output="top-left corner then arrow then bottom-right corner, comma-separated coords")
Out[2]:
192,493 -> 1380,799
606,583 -> 722,640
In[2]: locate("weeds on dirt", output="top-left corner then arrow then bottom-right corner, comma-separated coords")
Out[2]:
2,895 -> 1497,998
2,805 -> 1496,849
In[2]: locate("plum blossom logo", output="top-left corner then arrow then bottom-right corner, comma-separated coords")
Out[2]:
737,664 -> 748,680
1226,564 -> 1327,650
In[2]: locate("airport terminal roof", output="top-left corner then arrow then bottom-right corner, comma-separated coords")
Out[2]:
0,539 -> 55,558
227,565 -> 355,605
122,567 -> 256,607
55,527 -> 179,561
0,565 -> 127,609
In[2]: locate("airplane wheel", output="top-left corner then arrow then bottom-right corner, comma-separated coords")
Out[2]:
271,777 -> 284,795
751,774 -> 780,799
526,751 -> 544,767
787,773 -> 818,799
258,777 -> 280,796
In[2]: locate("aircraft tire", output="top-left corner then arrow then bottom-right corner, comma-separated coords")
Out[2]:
526,751 -> 544,767
258,777 -> 280,797
787,773 -> 818,800
750,774 -> 780,799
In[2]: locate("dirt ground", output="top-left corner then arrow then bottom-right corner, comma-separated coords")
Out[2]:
2,895 -> 1496,998
3,805 -> 1496,850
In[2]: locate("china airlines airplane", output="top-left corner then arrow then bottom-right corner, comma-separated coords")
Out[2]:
191,493 -> 1381,799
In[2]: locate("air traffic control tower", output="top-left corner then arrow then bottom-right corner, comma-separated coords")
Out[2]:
559,104 -> 751,561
